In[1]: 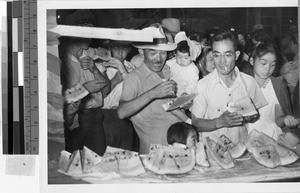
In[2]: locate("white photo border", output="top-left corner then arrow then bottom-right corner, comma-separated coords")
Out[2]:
39,0 -> 300,193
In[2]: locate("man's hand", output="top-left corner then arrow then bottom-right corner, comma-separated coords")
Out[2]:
284,115 -> 300,127
83,80 -> 107,93
216,111 -> 243,128
80,56 -> 97,73
151,80 -> 177,99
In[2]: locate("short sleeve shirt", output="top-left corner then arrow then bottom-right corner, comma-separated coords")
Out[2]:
120,63 -> 181,154
190,67 -> 267,143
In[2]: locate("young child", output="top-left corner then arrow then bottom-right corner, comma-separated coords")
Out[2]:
166,37 -> 200,96
242,43 -> 300,141
167,122 -> 198,148
163,32 -> 201,124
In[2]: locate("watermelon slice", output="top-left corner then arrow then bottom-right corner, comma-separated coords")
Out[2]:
142,145 -> 196,174
89,154 -> 119,173
117,152 -> 146,176
245,129 -> 277,153
252,145 -> 281,168
218,135 -> 246,159
204,137 -> 234,169
66,150 -> 83,175
227,97 -> 258,122
80,146 -> 103,174
90,146 -> 146,176
273,144 -> 299,166
195,134 -> 210,167
58,150 -> 72,172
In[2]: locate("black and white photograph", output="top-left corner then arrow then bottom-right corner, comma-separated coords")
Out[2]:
37,0 -> 300,192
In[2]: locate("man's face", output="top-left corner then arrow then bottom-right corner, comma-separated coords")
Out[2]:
73,37 -> 91,50
143,49 -> 167,72
212,40 -> 240,75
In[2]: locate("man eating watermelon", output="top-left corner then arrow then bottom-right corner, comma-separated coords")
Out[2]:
190,30 -> 268,145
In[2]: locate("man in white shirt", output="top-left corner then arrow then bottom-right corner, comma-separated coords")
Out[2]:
190,30 -> 267,143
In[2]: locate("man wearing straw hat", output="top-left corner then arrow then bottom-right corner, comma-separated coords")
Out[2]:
117,26 -> 182,154
60,10 -> 110,156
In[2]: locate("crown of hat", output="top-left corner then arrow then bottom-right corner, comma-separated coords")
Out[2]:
161,18 -> 180,33
132,26 -> 176,51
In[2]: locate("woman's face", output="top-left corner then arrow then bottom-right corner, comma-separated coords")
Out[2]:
186,130 -> 197,148
205,51 -> 215,73
253,52 -> 276,80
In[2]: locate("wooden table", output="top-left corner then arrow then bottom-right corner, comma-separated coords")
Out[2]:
48,156 -> 300,184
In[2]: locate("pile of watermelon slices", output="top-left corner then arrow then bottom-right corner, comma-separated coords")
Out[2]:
195,133 -> 247,169
59,131 -> 299,177
59,146 -> 146,176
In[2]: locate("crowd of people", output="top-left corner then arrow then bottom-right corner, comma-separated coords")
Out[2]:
58,10 -> 300,156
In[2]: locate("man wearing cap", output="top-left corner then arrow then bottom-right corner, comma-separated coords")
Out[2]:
60,10 -> 110,156
101,40 -> 138,151
117,27 -> 181,154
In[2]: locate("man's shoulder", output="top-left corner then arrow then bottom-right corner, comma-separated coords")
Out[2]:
239,71 -> 257,84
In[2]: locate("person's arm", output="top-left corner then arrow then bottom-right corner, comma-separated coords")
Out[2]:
118,80 -> 176,119
191,111 -> 243,132
170,109 -> 190,123
104,57 -> 129,90
81,56 -> 111,95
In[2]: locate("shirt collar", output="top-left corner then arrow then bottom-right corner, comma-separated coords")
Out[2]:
210,66 -> 242,88
140,62 -> 169,80
140,62 -> 156,78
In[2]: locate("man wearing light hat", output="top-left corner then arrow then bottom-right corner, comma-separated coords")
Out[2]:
117,26 -> 182,154
162,18 -> 181,38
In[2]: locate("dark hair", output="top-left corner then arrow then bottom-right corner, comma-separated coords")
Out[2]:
176,40 -> 190,55
250,29 -> 274,44
249,43 -> 280,76
210,30 -> 239,51
167,122 -> 198,145
198,47 -> 213,77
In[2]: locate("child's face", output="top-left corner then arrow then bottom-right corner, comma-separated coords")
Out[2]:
253,53 -> 276,79
176,51 -> 192,67
186,130 -> 198,148
111,45 -> 130,62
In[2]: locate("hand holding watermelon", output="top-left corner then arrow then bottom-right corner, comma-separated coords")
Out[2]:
216,111 -> 243,128
150,80 -> 177,99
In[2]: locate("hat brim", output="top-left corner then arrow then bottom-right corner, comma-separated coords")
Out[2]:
103,40 -> 132,47
132,43 -> 176,51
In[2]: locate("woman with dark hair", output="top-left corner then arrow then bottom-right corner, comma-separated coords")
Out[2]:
197,47 -> 215,78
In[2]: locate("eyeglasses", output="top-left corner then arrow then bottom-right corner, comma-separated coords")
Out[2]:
212,52 -> 235,60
